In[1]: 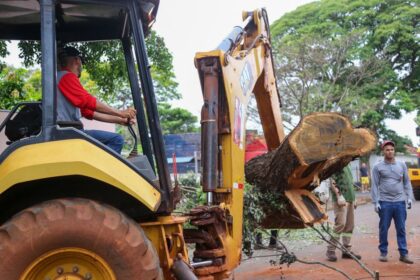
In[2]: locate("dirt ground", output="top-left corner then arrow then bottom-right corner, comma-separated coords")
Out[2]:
235,199 -> 420,280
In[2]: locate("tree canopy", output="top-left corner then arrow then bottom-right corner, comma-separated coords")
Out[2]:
271,0 -> 419,149
0,67 -> 41,109
158,103 -> 198,134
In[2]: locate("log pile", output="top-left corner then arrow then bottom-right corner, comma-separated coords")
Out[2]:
245,112 -> 376,228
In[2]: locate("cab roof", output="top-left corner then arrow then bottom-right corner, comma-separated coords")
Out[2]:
0,0 -> 159,42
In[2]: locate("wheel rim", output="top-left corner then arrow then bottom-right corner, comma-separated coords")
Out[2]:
20,247 -> 116,280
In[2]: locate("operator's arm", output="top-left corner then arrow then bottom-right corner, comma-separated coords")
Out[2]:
371,165 -> 380,204
59,72 -> 136,119
90,111 -> 136,126
95,100 -> 136,119
402,163 -> 414,201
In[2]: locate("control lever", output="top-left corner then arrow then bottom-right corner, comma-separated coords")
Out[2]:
127,123 -> 138,158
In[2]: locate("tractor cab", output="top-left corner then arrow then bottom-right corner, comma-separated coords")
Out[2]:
0,0 -> 174,223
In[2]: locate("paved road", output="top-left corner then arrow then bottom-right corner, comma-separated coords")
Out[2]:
235,198 -> 420,280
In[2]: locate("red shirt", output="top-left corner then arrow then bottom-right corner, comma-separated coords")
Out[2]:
58,69 -> 97,119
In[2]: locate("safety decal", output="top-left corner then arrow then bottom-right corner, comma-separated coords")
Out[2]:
233,182 -> 244,189
233,97 -> 245,149
240,61 -> 253,96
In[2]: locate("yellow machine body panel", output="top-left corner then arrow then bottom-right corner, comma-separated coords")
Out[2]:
409,148 -> 420,189
193,9 -> 327,278
141,216 -> 189,279
194,9 -> 286,273
409,168 -> 420,188
0,139 -> 161,211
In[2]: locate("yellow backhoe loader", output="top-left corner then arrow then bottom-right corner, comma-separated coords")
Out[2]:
0,1 -> 332,279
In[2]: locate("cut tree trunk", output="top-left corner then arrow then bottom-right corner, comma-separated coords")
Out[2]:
245,112 -> 376,228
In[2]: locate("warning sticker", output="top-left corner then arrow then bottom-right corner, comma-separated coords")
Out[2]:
233,182 -> 244,189
233,97 -> 246,149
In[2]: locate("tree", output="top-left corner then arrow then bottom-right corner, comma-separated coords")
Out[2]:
146,31 -> 181,103
17,31 -> 180,104
3,31 -> 198,133
0,66 -> 26,110
0,41 -> 8,72
274,33 -> 393,125
158,103 -> 198,134
0,67 -> 41,110
270,0 -> 419,149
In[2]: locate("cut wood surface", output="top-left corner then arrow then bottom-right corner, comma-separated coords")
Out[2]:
246,112 -> 376,192
245,112 -> 376,228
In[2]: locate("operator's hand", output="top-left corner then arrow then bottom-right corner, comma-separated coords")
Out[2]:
119,117 -> 136,126
374,203 -> 381,213
128,118 -> 136,125
120,108 -> 137,119
407,199 -> 412,210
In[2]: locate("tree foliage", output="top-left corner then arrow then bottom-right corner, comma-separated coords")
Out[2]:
0,41 -> 8,71
17,31 -> 180,104
158,103 -> 198,134
146,31 -> 181,103
271,0 -> 419,148
2,30 -> 198,133
0,67 -> 41,110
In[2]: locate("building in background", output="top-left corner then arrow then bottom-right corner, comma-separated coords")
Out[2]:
164,133 -> 201,174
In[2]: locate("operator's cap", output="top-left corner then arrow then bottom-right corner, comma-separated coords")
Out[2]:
58,46 -> 85,63
381,140 -> 395,149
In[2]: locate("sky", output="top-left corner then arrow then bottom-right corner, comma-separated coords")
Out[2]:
150,0 -> 419,146
3,0 -> 419,146
152,0 -> 314,116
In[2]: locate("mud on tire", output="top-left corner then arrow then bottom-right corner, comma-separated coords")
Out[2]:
0,198 -> 162,279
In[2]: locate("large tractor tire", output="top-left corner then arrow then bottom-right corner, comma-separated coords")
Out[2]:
0,198 -> 163,280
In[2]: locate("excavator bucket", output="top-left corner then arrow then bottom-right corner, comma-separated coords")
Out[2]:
284,189 -> 327,225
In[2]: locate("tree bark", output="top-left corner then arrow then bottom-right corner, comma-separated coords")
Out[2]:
245,113 -> 376,228
246,112 -> 376,192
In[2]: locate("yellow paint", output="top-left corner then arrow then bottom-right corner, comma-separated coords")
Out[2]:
191,10 -> 289,278
20,247 -> 116,280
191,9 -> 274,275
141,216 -> 189,279
0,139 -> 161,211
409,168 -> 420,188
194,50 -> 224,61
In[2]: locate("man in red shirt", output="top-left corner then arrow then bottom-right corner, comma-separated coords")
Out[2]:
57,46 -> 136,154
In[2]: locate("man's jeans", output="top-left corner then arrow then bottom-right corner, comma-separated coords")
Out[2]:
85,130 -> 124,154
378,201 -> 408,256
